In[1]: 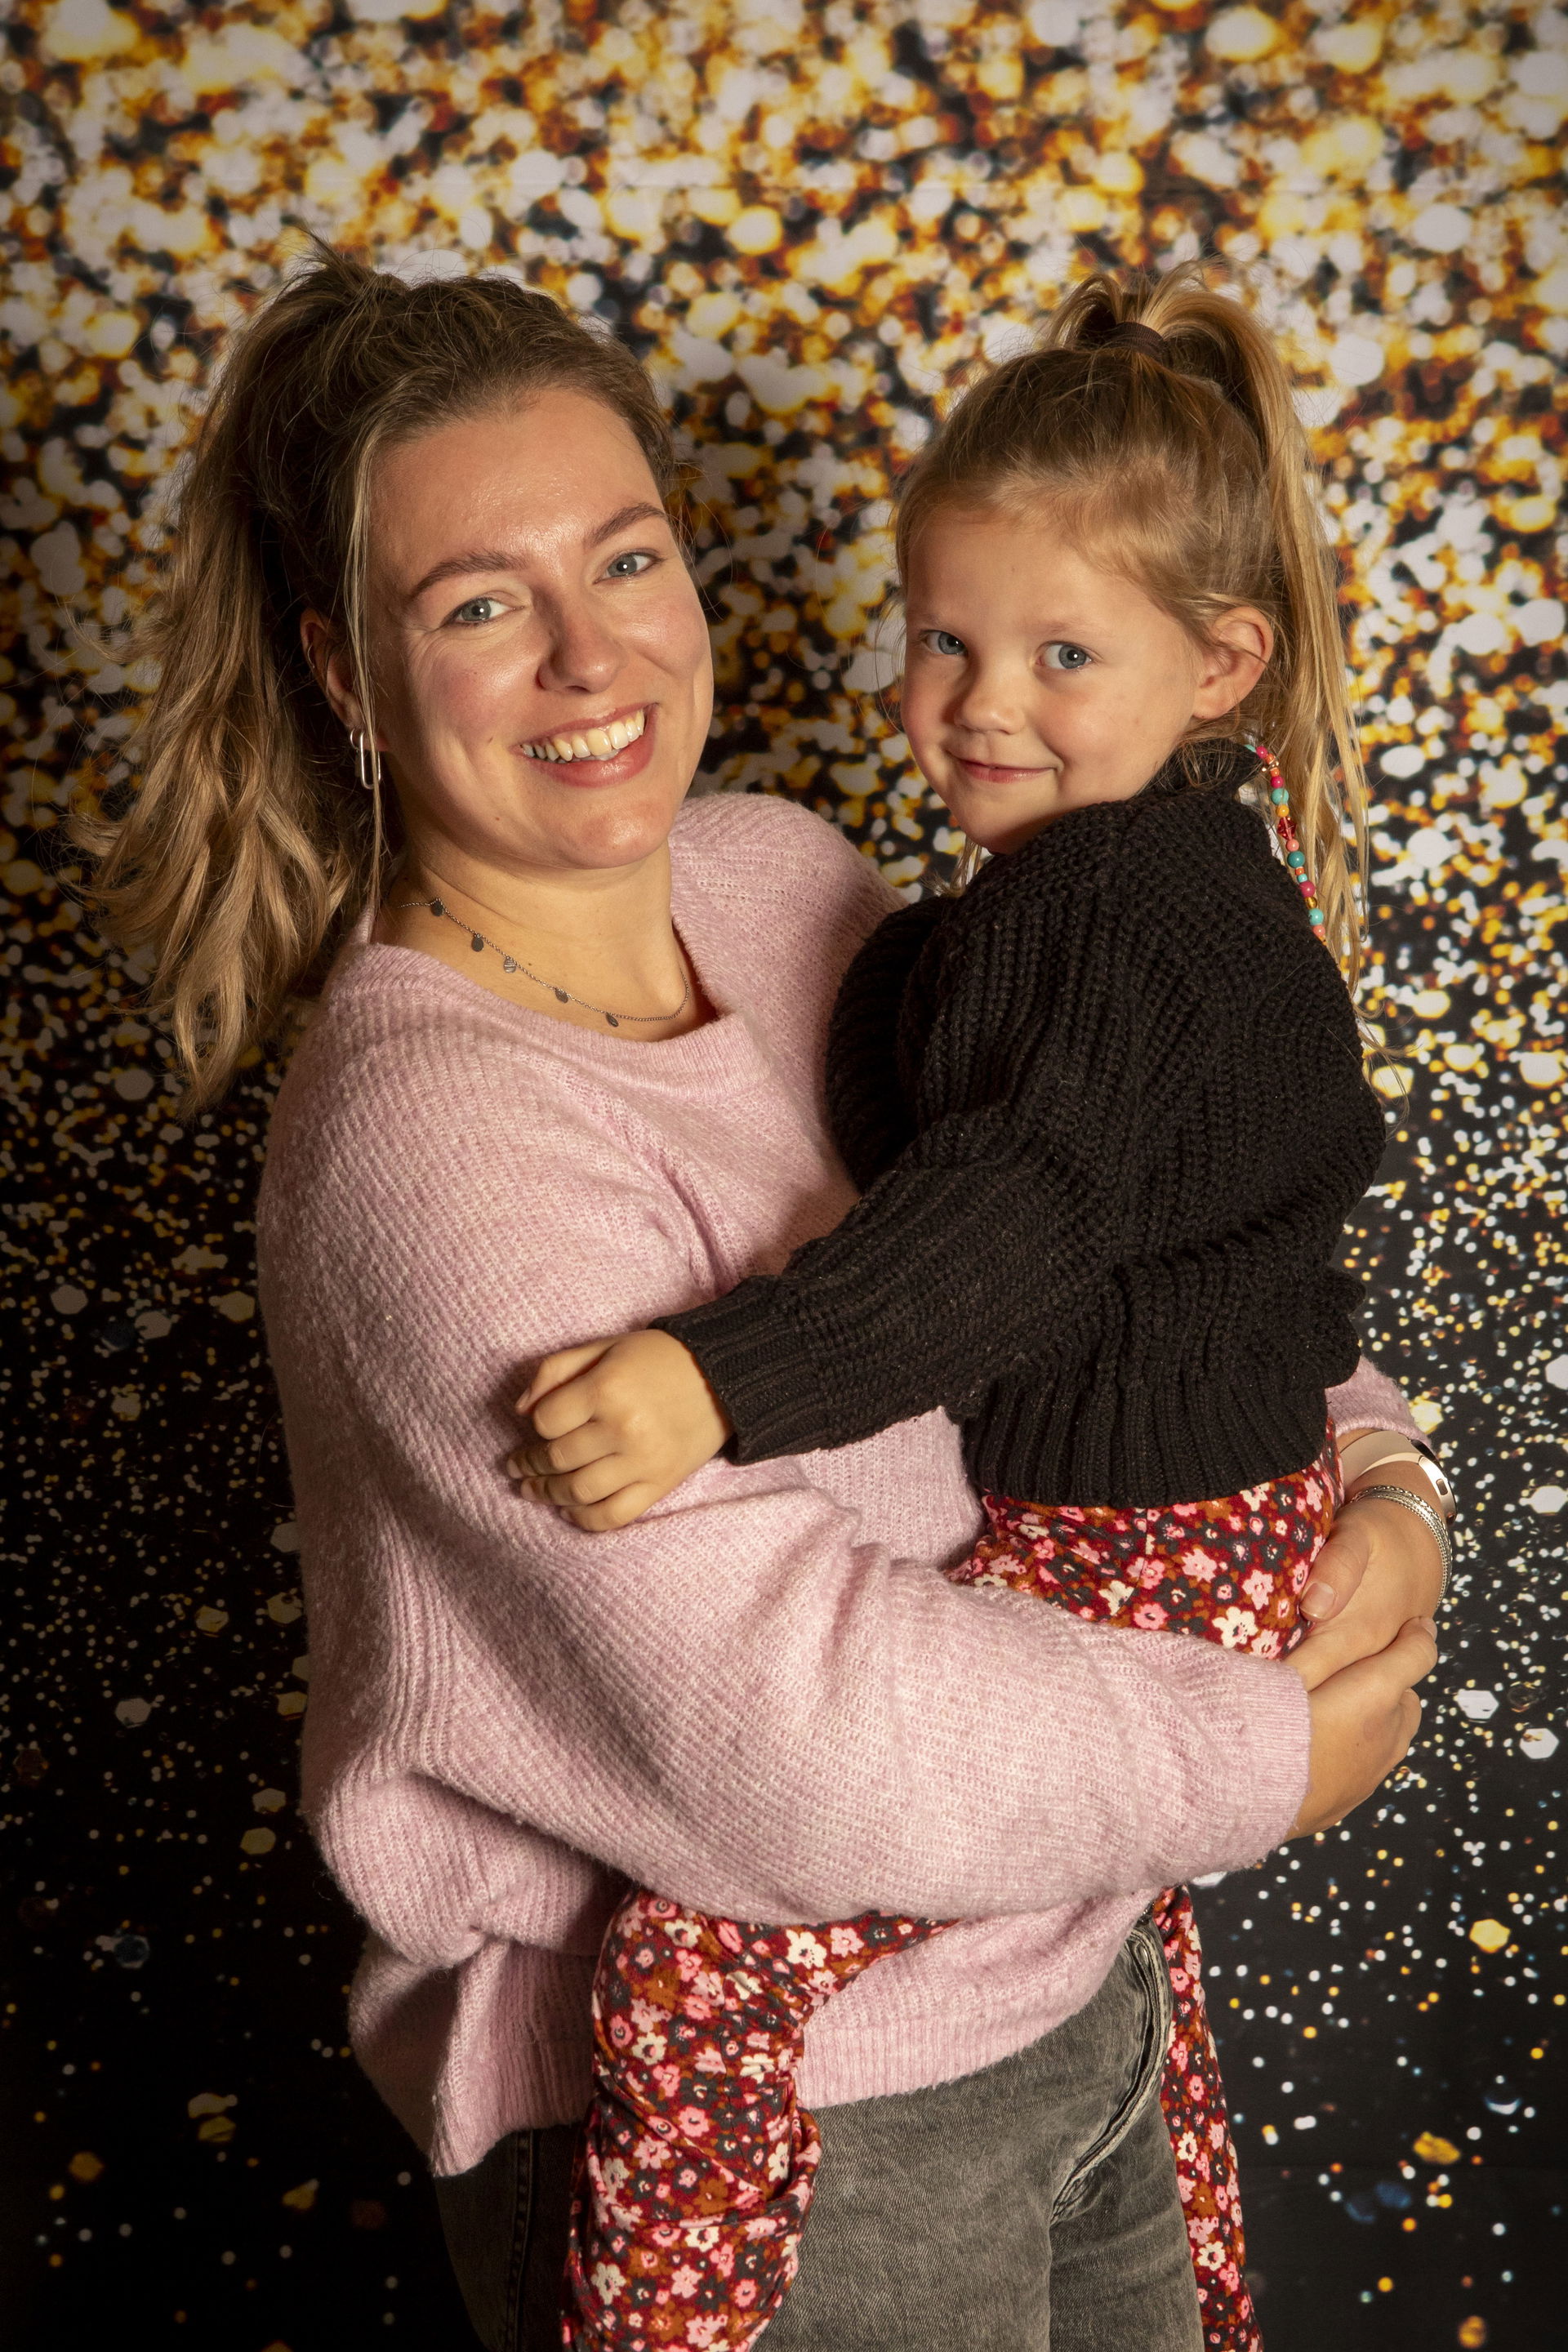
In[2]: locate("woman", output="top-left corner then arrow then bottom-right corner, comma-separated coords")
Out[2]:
84,251 -> 1445,2351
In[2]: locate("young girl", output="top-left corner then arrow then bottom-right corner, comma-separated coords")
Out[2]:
516,271 -> 1388,2352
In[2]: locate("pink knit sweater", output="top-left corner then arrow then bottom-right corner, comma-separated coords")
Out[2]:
256,791 -> 1416,2179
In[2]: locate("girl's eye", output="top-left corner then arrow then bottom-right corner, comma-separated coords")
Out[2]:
450,595 -> 503,627
1042,641 -> 1093,671
604,550 -> 657,579
920,629 -> 968,658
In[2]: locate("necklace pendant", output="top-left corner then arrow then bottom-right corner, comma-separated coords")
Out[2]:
429,899 -> 445,918
605,1013 -> 619,1028
470,933 -> 484,952
554,987 -> 569,1004
502,956 -> 517,974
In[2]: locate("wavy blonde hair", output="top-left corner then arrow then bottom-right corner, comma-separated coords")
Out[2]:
895,266 -> 1369,982
75,243 -> 684,1107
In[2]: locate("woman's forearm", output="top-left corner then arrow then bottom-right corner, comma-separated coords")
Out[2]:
372,1451 -> 1310,1933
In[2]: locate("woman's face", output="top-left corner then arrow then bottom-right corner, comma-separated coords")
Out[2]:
359,388 -> 713,883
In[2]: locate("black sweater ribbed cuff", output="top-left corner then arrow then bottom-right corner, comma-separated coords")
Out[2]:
653,1280 -> 834,1464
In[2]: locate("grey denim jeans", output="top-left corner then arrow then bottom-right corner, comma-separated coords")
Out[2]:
435,1914 -> 1201,2352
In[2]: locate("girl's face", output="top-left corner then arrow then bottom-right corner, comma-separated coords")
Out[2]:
900,504 -> 1270,856
341,388 -> 713,884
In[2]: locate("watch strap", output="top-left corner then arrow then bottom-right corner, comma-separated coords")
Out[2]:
1338,1432 -> 1456,1520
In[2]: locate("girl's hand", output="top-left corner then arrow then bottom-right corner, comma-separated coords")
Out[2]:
1291,1458 -> 1449,1693
510,1330 -> 733,1531
1290,1615 -> 1437,1835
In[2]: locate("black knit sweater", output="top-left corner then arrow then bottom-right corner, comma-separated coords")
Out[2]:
657,747 -> 1388,1508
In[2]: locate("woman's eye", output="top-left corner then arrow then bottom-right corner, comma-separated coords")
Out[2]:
920,629 -> 968,658
450,595 -> 503,627
604,550 -> 656,579
1042,641 -> 1093,671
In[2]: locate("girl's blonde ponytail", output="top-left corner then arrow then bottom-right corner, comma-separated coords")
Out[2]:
896,265 -> 1369,982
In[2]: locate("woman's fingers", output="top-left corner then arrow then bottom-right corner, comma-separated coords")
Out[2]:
1291,1615 -> 1438,1836
1297,1505 -> 1371,1624
516,1341 -> 617,1419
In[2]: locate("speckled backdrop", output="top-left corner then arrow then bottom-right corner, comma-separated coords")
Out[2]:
1,2 -> 1564,2347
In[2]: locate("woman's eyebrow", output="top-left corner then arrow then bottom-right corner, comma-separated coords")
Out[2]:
404,503 -> 669,604
586,499 -> 668,548
405,546 -> 523,604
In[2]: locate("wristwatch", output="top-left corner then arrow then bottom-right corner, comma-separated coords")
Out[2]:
1337,1429 -> 1456,1521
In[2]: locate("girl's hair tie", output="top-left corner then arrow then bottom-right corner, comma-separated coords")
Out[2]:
1083,318 -> 1173,364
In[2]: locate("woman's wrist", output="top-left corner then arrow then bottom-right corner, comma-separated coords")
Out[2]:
1338,1456 -> 1453,1601
1292,1452 -> 1451,1689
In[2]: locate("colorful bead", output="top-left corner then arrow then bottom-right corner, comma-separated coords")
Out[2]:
1252,739 -> 1327,947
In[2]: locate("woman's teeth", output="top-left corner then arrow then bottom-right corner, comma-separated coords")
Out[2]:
522,709 -> 648,763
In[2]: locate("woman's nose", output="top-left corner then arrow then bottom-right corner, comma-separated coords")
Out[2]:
536,595 -> 620,697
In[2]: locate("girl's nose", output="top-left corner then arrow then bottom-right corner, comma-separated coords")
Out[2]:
950,663 -> 1025,737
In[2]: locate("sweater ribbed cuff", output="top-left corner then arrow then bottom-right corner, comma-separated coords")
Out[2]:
653,1281 -> 838,1463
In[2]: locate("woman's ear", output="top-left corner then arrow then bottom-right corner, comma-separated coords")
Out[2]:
1190,607 -> 1275,721
300,610 -> 369,737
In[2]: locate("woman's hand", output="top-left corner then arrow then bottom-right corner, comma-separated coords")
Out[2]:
1292,1458 -> 1450,1693
510,1330 -> 733,1531
1290,1615 -> 1438,1834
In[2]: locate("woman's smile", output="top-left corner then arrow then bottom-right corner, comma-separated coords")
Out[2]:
519,700 -> 656,782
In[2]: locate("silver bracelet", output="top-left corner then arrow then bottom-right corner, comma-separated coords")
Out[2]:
1343,1482 -> 1453,1597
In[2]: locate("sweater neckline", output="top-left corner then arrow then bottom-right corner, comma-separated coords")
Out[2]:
328,820 -> 778,1098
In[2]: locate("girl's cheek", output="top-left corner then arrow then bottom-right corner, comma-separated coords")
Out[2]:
898,679 -> 938,768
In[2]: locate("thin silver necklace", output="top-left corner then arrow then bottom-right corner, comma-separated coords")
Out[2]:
396,895 -> 690,1030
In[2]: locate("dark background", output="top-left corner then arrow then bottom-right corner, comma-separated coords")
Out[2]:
2,2 -> 1564,2347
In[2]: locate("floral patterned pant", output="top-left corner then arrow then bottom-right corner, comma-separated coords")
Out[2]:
561,1446 -> 1338,2352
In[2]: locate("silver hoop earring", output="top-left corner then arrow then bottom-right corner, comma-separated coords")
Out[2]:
353,731 -> 381,793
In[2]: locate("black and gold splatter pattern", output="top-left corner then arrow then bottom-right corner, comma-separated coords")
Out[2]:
2,3 -> 1563,2347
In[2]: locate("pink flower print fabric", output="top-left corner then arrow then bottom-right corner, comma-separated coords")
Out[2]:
562,1443 -> 1337,2352
562,1897 -> 939,2349
964,1442 -> 1339,2352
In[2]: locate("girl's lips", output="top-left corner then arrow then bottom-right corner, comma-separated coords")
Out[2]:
952,753 -> 1057,786
518,706 -> 657,788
